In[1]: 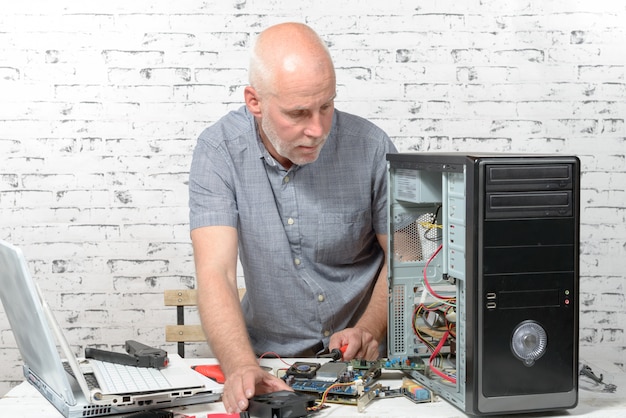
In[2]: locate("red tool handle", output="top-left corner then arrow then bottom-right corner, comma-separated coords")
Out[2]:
192,364 -> 226,384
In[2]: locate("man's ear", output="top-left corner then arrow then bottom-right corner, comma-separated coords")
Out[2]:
244,86 -> 263,117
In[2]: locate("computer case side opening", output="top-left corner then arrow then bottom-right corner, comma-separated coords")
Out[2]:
387,152 -> 580,416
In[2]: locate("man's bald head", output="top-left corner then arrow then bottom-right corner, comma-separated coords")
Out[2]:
248,22 -> 335,97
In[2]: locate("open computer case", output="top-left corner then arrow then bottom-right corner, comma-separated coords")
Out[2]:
386,152 -> 580,415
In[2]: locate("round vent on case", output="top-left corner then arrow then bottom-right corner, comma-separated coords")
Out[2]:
511,320 -> 548,366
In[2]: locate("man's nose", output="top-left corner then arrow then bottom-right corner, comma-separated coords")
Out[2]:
304,112 -> 324,138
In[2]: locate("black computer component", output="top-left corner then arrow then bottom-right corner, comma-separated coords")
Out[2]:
386,152 -> 579,415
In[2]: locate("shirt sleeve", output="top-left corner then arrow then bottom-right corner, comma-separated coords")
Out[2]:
188,136 -> 239,230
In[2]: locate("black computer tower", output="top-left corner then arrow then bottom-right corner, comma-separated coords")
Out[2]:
386,153 -> 579,415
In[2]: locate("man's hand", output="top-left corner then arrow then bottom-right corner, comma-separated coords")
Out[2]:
221,363 -> 293,414
327,235 -> 388,362
329,326 -> 380,361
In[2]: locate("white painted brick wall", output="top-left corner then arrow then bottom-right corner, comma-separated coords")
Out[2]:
1,0 -> 625,396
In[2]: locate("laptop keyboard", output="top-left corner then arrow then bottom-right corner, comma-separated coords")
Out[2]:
90,359 -> 172,393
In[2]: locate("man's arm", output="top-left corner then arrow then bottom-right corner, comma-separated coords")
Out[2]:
191,226 -> 289,413
192,225 -> 256,371
329,233 -> 389,360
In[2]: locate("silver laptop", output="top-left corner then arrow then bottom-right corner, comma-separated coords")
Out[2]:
0,240 -> 223,418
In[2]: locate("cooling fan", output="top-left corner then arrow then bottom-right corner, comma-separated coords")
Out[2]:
248,390 -> 317,418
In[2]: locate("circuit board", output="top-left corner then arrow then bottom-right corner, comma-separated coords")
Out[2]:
282,358 -> 429,412
352,357 -> 426,373
283,360 -> 380,410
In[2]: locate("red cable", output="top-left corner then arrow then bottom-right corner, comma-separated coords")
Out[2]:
423,244 -> 455,301
428,330 -> 456,384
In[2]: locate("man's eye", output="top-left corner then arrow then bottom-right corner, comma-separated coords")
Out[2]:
288,111 -> 306,118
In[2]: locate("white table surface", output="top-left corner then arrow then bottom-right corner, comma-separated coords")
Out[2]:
1,355 -> 625,417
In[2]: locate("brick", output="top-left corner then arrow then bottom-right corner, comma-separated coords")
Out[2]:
581,254 -> 626,277
142,32 -> 197,49
145,138 -> 195,154
104,138 -> 157,154
102,50 -> 165,68
106,259 -> 169,275
2,207 -> 82,226
600,329 -> 624,344
600,119 -> 624,134
111,292 -> 161,310
493,48 -> 545,64
0,67 -> 20,81
55,189 -> 111,206
114,275 -> 194,292
456,66 -> 517,83
21,173 -> 76,189
583,173 -> 626,193
136,102 -> 211,122
543,118 -> 599,135
172,84 -> 237,102
116,189 -> 177,205
516,101 -> 574,118
491,119 -> 544,136
121,223 -> 182,240
0,174 -> 19,188
107,67 -> 193,84
583,153 -> 626,171
0,139 -> 22,155
0,190 -> 55,207
113,13 -> 172,31
578,66 -> 625,82
65,224 -> 121,241
64,326 -> 104,345
573,100 -> 622,117
168,50 -> 219,67
194,67 -> 248,85
78,309 -> 111,325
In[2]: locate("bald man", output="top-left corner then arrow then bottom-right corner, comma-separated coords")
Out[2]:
188,22 -> 397,413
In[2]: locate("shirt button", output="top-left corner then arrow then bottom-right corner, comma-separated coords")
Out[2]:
287,218 -> 294,225
318,294 -> 325,302
323,330 -> 330,337
294,258 -> 301,265
283,176 -> 290,183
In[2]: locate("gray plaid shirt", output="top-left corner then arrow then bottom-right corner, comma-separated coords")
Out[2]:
189,106 -> 396,356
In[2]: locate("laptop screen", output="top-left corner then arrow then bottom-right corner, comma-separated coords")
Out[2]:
0,240 -> 77,405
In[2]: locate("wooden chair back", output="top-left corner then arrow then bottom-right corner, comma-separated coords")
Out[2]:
164,288 -> 246,357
